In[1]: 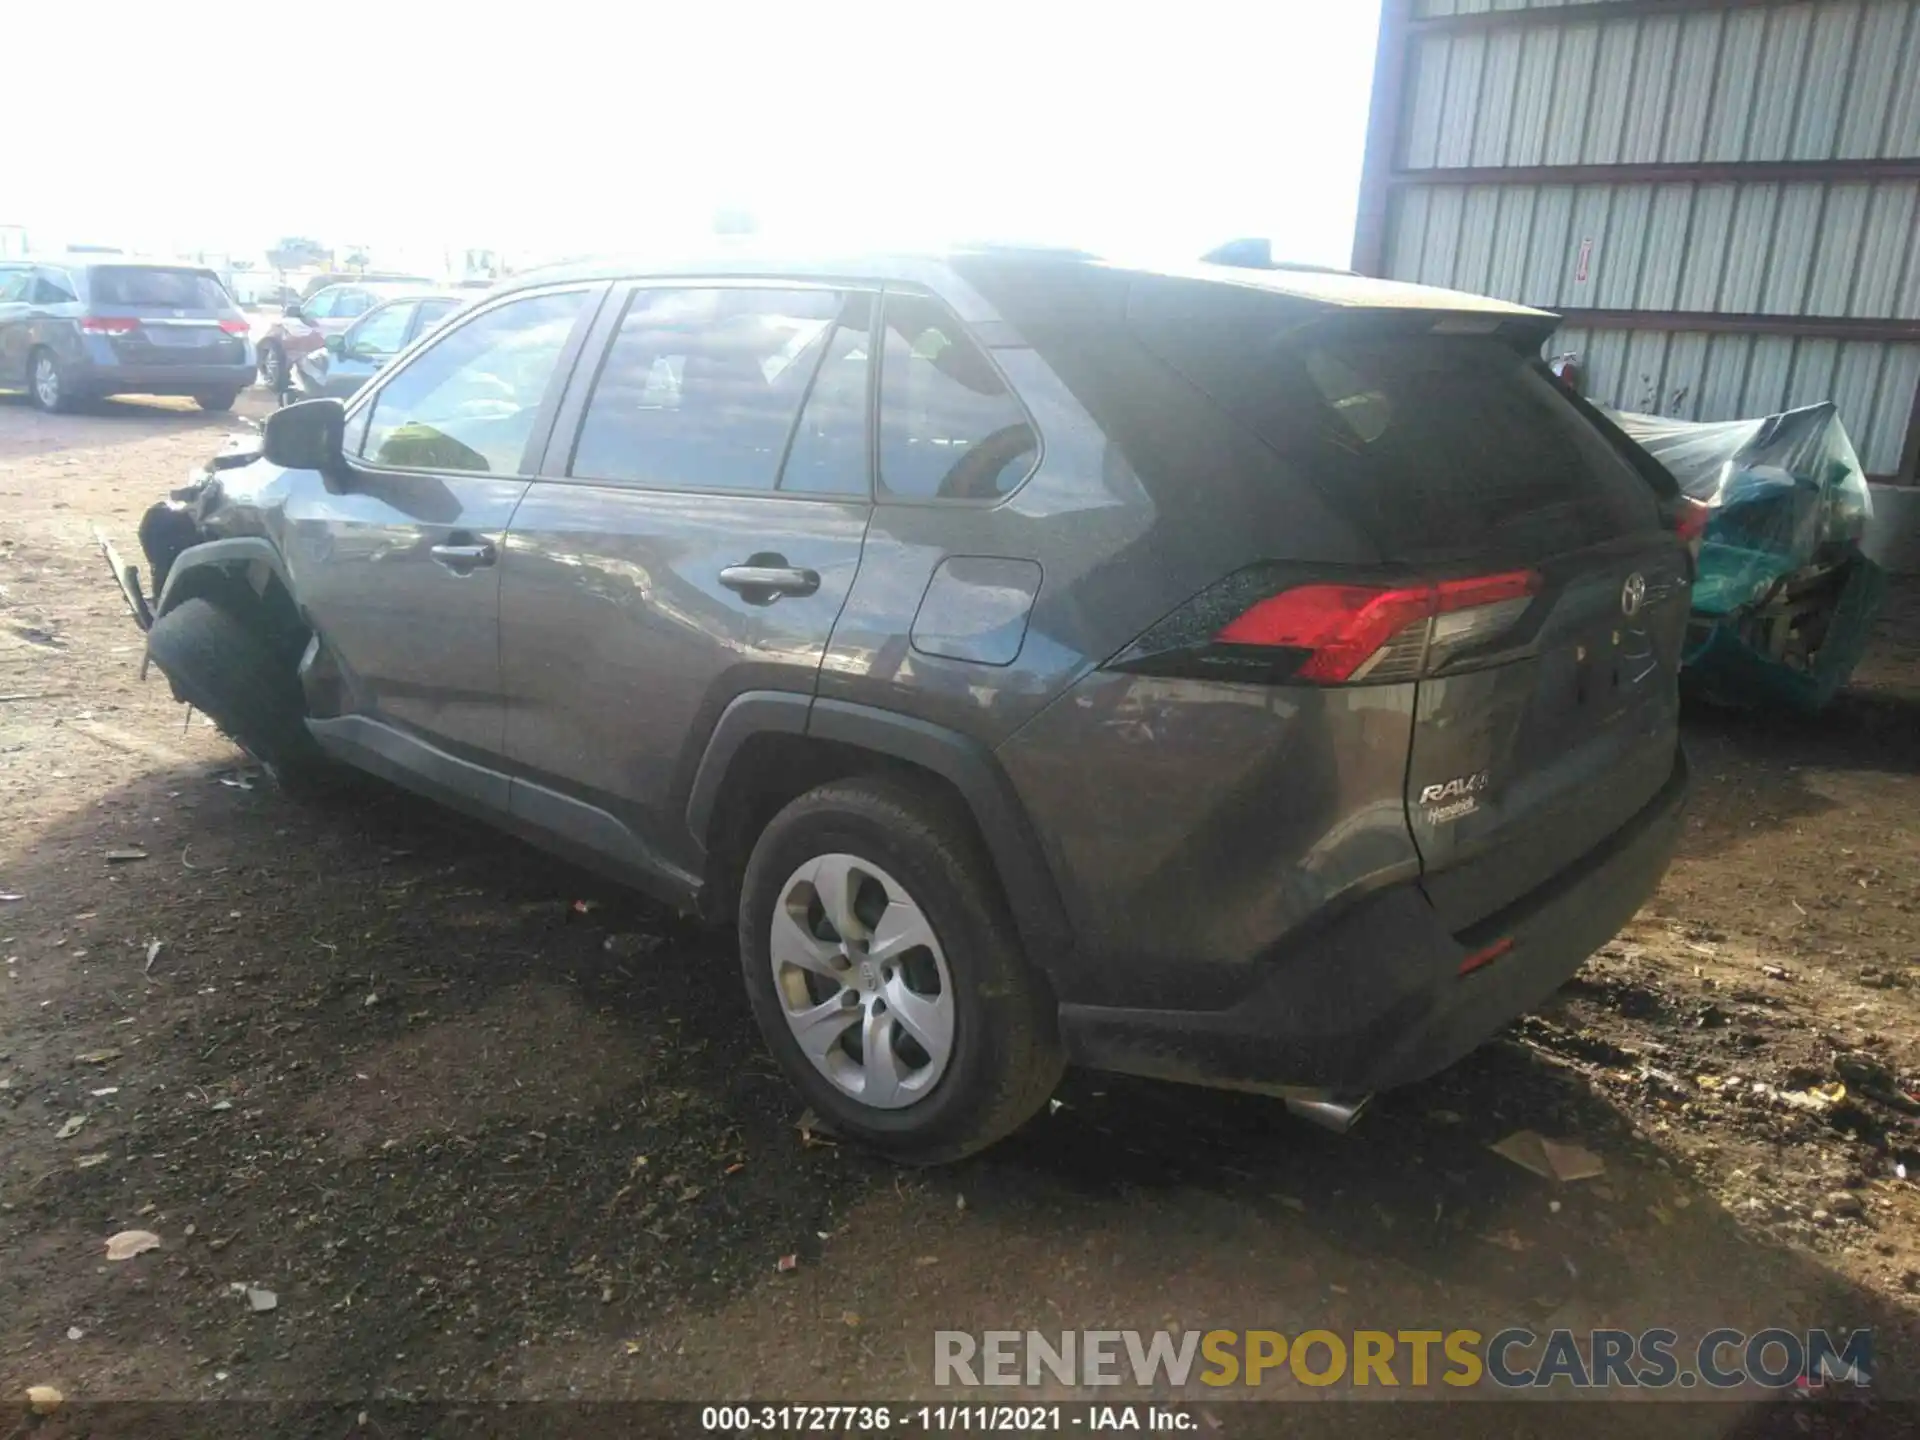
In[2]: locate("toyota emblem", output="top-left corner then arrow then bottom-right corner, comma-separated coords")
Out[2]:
1621,573 -> 1647,618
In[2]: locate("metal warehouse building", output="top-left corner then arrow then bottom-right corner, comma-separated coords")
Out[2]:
1354,0 -> 1920,503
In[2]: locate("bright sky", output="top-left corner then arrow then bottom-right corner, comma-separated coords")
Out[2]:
7,2 -> 1382,273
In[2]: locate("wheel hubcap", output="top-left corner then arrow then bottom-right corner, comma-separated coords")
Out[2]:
34,359 -> 57,407
770,853 -> 954,1110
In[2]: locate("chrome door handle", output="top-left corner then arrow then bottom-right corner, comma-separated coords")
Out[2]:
719,564 -> 819,600
430,541 -> 496,570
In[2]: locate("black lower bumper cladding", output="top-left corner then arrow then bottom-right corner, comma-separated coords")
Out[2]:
1059,751 -> 1689,1099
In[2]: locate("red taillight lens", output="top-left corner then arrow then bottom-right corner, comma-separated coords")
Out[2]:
1218,584 -> 1437,681
79,316 -> 140,335
1458,936 -> 1515,976
1672,496 -> 1710,562
218,318 -> 251,336
1215,570 -> 1540,683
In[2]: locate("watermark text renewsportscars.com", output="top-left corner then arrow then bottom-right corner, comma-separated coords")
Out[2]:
934,1328 -> 1873,1391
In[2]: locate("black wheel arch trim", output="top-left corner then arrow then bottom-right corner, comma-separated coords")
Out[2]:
684,691 -> 814,844
153,537 -> 290,619
686,691 -> 1074,965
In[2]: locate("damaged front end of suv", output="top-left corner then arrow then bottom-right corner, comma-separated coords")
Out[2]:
99,426 -> 330,784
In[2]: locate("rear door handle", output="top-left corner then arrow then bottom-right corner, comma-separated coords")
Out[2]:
431,541 -> 496,572
719,564 -> 819,600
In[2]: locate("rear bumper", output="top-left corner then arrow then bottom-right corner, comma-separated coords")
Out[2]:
1058,748 -> 1688,1095
71,357 -> 257,396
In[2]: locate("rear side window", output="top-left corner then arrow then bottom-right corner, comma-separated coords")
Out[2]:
1142,315 -> 1656,560
90,267 -> 230,309
359,289 -> 588,474
569,287 -> 843,492
878,295 -> 1035,501
34,273 -> 77,304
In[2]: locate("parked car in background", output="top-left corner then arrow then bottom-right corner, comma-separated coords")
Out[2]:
224,265 -> 286,309
0,258 -> 255,412
130,247 -> 1694,1161
292,291 -> 464,399
298,271 -> 432,302
257,281 -> 437,390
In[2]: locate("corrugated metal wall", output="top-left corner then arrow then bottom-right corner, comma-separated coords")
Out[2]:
1388,180 -> 1920,316
1400,4 -> 1920,166
1551,328 -> 1920,472
1367,0 -> 1920,478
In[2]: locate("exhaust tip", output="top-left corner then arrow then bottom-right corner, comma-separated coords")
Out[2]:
1283,1093 -> 1372,1133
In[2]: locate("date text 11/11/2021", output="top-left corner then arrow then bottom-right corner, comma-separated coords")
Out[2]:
700,1405 -> 1192,1432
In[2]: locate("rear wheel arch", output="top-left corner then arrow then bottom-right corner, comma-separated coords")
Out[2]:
689,694 -> 1074,972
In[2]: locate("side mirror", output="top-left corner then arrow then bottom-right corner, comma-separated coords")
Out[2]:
263,398 -> 347,476
324,333 -> 345,356
283,302 -> 305,321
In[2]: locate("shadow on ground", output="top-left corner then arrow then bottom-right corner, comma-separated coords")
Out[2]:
0,758 -> 1912,1430
0,390 -> 265,463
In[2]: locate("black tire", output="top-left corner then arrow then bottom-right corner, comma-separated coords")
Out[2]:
28,348 -> 76,414
145,596 -> 330,788
258,343 -> 285,391
194,390 -> 240,412
738,775 -> 1064,1164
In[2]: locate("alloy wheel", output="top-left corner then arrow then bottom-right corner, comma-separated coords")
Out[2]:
769,853 -> 955,1110
33,356 -> 59,409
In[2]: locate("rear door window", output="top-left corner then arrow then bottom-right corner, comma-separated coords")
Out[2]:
877,294 -> 1036,501
778,294 -> 872,496
359,289 -> 590,475
90,267 -> 230,309
568,286 -> 842,492
413,298 -> 461,337
348,302 -> 415,358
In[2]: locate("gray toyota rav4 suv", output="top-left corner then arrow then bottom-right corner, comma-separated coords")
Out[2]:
123,247 -> 1692,1162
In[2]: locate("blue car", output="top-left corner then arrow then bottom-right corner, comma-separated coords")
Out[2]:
291,291 -> 465,400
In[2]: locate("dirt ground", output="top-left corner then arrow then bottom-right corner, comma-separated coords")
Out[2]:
1,392 -> 1917,1431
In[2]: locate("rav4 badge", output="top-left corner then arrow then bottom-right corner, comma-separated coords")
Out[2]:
1419,771 -> 1490,823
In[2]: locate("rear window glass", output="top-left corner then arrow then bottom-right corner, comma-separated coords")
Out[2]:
90,267 -> 231,309
1139,316 -> 1658,560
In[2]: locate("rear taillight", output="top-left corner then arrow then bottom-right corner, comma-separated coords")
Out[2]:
218,318 -> 250,336
1672,496 -> 1710,564
1110,568 -> 1542,686
1217,571 -> 1539,683
79,316 -> 140,335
